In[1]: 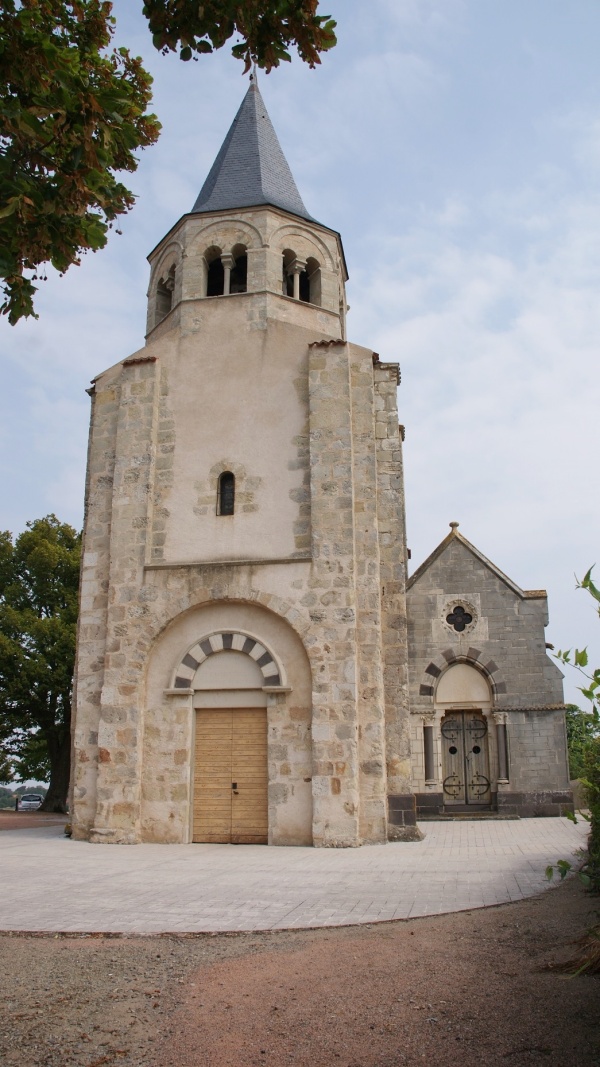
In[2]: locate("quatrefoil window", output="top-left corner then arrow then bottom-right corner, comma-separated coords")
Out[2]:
446,605 -> 473,632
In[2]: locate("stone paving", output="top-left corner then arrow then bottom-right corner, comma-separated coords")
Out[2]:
0,818 -> 588,934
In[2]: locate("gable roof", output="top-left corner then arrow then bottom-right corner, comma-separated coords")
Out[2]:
191,81 -> 314,222
406,524 -> 546,600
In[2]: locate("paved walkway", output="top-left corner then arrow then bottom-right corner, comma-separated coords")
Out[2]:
0,819 -> 587,934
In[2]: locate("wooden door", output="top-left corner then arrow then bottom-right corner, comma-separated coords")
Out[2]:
441,713 -> 491,808
193,709 -> 268,844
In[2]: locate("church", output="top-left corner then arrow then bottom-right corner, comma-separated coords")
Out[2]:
70,82 -> 572,846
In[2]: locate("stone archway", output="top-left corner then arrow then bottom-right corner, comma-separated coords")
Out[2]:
435,662 -> 493,810
141,600 -> 313,845
176,633 -> 283,844
172,630 -> 283,690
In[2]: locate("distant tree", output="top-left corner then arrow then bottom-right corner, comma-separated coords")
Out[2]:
1,1 -> 336,325
565,704 -> 600,780
0,516 -> 80,812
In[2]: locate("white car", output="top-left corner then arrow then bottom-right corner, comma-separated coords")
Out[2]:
18,793 -> 44,811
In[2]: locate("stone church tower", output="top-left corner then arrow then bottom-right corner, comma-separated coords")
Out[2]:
71,82 -> 414,846
71,82 -> 571,846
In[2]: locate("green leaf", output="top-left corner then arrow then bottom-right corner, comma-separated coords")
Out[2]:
545,865 -> 554,881
179,45 -> 192,61
575,648 -> 589,668
0,199 -> 20,219
556,860 -> 572,880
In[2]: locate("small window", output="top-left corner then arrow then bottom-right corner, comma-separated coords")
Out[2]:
217,472 -> 235,516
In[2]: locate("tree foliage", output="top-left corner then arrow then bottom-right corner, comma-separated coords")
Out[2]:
0,516 -> 80,812
556,568 -> 600,728
144,0 -> 337,71
565,704 -> 600,781
553,568 -> 600,896
0,0 -> 161,325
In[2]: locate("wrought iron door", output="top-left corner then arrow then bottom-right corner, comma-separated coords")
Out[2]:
441,713 -> 491,806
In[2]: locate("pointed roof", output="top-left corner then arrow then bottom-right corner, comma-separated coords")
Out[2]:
192,81 -> 314,221
407,523 -> 547,600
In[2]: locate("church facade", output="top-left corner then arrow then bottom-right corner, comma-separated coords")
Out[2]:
70,84 -> 572,846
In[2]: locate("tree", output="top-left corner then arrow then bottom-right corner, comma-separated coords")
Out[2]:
1,1 -> 336,325
565,704 -> 600,780
0,516 -> 80,812
0,1 -> 161,325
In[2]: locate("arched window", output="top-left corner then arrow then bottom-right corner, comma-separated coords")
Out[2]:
306,257 -> 321,306
282,249 -> 295,297
282,249 -> 318,303
230,244 -> 248,294
156,265 -> 175,323
298,268 -> 310,303
205,246 -> 224,297
217,472 -> 235,516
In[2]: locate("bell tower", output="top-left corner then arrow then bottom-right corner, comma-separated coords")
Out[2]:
71,82 -> 414,848
145,80 -> 348,340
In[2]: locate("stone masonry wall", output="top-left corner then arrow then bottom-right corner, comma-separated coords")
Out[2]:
71,372 -> 120,832
349,349 -> 388,844
86,356 -> 162,842
306,341 -> 361,846
373,364 -> 414,836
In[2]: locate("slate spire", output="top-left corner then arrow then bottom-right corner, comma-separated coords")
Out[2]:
192,81 -> 313,221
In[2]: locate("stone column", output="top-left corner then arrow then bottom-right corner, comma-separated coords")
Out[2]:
290,258 -> 306,301
493,711 -> 510,783
221,253 -> 235,296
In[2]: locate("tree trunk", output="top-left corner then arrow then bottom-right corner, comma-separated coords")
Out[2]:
41,729 -> 70,812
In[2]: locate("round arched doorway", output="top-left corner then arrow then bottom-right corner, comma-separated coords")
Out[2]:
435,663 -> 493,810
185,636 -> 276,844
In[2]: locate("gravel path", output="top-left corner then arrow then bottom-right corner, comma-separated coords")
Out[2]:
1,877 -> 598,1067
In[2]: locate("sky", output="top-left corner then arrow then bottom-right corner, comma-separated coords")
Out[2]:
1,0 -> 600,705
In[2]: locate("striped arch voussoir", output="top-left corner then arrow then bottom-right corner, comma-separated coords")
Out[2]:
418,648 -> 507,700
172,631 -> 282,690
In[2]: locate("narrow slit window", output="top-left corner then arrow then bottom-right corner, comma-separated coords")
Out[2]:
218,472 -> 235,515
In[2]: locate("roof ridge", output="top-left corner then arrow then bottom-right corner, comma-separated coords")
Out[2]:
407,525 -> 525,598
